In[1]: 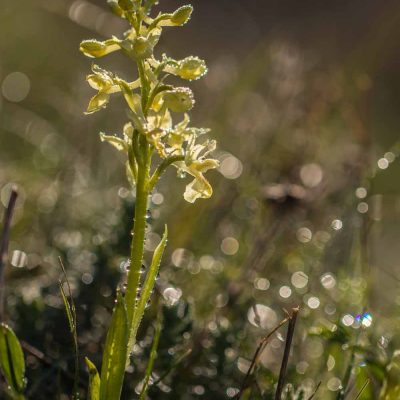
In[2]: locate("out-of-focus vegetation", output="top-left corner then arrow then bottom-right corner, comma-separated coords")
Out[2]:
1,0 -> 400,399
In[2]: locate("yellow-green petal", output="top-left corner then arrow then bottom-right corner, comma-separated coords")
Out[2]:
99,132 -> 129,152
80,39 -> 120,58
86,92 -> 110,114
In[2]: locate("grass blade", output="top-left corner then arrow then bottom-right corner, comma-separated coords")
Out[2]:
0,323 -> 26,395
0,186 -> 18,320
307,381 -> 321,400
100,291 -> 128,400
275,307 -> 299,400
354,379 -> 369,400
85,357 -> 101,400
129,225 -> 168,354
235,315 -> 290,399
58,258 -> 79,400
139,312 -> 162,400
152,348 -> 192,386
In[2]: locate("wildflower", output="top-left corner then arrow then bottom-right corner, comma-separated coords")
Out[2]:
85,64 -> 140,114
80,1 -> 221,398
175,139 -> 219,203
162,87 -> 195,113
80,37 -> 121,58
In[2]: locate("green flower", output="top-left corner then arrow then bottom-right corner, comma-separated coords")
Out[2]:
150,5 -> 193,28
162,87 -> 195,113
174,56 -> 208,80
120,28 -> 161,60
167,114 -> 209,150
81,0 -> 219,204
86,65 -> 140,114
85,65 -> 115,114
150,56 -> 208,81
80,38 -> 121,58
175,139 -> 219,203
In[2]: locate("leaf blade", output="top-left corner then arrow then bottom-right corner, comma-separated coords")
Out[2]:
100,291 -> 128,400
0,323 -> 26,394
128,225 -> 168,355
86,357 -> 101,400
139,314 -> 162,400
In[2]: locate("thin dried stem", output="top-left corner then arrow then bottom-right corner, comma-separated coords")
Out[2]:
0,186 -> 18,320
353,379 -> 369,400
235,314 -> 290,399
275,307 -> 299,400
307,381 -> 321,400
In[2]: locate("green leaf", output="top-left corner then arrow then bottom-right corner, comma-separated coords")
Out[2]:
59,282 -> 75,335
86,358 -> 101,400
99,132 -> 129,153
126,161 -> 137,188
139,315 -> 162,400
128,226 -> 168,354
58,260 -> 79,400
379,350 -> 400,399
0,323 -> 26,395
100,291 -> 128,400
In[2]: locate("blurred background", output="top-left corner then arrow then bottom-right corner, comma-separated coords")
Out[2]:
1,0 -> 400,398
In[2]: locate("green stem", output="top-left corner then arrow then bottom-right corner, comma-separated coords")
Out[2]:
125,138 -> 150,350
139,311 -> 162,400
137,60 -> 149,114
148,155 -> 185,191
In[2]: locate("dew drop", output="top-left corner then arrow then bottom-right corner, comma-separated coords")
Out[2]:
120,259 -> 130,273
320,273 -> 336,289
162,287 -> 182,306
247,304 -> 277,329
11,250 -> 27,268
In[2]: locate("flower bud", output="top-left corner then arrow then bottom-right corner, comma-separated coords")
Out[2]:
124,29 -> 160,60
107,0 -> 124,17
177,57 -> 207,80
133,37 -> 153,59
80,39 -> 120,58
163,87 -> 195,113
171,5 -> 193,26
